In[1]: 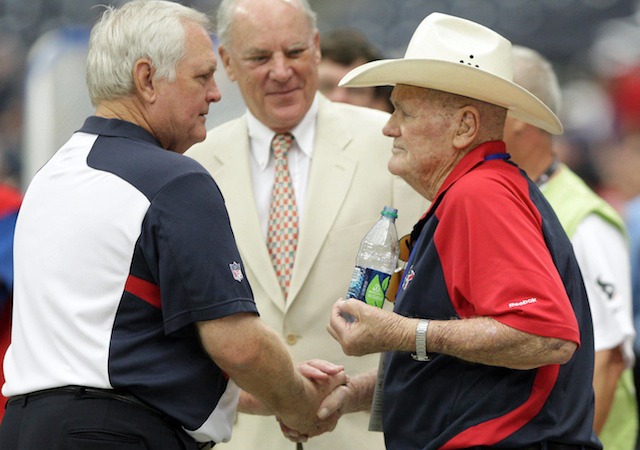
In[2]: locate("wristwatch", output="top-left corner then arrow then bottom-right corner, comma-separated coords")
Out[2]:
411,319 -> 431,362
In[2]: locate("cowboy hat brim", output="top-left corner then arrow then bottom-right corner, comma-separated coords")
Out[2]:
339,58 -> 563,135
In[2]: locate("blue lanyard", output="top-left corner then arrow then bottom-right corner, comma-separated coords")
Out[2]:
484,152 -> 511,161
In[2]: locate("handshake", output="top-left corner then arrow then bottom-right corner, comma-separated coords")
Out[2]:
269,297 -> 397,442
217,299 -> 392,444
239,359 -> 372,443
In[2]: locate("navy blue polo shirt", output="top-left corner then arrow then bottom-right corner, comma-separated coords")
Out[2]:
5,116 -> 258,443
383,141 -> 601,449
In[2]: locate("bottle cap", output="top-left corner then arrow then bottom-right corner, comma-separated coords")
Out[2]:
381,206 -> 398,219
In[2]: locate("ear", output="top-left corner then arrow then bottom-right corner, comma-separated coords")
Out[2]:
312,30 -> 321,65
453,106 -> 479,149
218,45 -> 236,82
133,58 -> 156,103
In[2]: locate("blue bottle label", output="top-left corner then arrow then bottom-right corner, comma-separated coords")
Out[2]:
347,266 -> 391,308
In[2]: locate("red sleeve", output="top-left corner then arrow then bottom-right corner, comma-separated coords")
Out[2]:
435,167 -> 580,344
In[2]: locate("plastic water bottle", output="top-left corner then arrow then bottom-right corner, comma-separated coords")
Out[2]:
346,206 -> 400,308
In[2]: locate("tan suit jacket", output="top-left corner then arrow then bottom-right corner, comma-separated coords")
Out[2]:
186,95 -> 428,450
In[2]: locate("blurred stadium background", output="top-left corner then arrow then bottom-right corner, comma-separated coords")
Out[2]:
1,0 -> 640,203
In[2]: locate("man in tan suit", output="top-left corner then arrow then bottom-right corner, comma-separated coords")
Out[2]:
185,0 -> 427,449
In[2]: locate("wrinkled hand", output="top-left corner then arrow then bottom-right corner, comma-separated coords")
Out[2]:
277,410 -> 341,443
327,298 -> 395,356
316,383 -> 351,420
279,368 -> 379,442
317,369 -> 377,420
276,360 -> 348,441
278,379 -> 348,442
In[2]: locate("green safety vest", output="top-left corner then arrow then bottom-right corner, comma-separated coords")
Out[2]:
542,164 -> 637,450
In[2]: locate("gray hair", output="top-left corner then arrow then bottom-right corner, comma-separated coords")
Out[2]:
511,45 -> 562,116
86,0 -> 212,106
216,0 -> 317,48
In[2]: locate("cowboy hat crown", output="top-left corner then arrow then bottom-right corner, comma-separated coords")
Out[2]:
339,12 -> 563,135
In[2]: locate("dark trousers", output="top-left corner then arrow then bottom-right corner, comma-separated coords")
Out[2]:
0,388 -> 200,450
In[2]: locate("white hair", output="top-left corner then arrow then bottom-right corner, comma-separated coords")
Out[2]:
216,0 -> 317,48
86,0 -> 212,106
511,45 -> 562,116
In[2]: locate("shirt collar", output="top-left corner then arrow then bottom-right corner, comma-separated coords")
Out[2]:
247,94 -> 319,170
417,141 -> 508,224
410,141 -> 509,243
434,140 -> 508,201
79,116 -> 161,147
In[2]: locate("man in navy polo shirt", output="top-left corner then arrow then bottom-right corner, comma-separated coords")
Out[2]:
320,12 -> 601,450
0,2 -> 346,449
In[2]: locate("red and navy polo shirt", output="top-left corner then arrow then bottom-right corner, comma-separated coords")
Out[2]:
383,141 -> 601,449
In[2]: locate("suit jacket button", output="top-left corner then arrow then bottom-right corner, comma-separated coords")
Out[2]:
285,334 -> 298,345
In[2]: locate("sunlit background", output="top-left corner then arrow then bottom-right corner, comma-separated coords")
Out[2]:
1,0 -> 640,209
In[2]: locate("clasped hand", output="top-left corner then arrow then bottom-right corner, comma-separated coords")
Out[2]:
276,359 -> 348,442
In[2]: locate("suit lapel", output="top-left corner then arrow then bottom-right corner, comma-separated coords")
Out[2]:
209,120 -> 286,310
207,100 -> 359,311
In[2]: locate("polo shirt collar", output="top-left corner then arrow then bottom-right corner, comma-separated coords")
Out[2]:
79,116 -> 161,147
432,140 -> 508,205
412,141 -> 509,239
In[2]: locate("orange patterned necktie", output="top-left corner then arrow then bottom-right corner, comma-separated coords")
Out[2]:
267,133 -> 298,299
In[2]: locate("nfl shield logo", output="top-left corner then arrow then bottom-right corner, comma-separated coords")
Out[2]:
229,262 -> 243,282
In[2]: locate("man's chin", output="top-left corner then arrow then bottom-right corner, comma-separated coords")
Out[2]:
387,159 -> 405,177
194,125 -> 208,141
265,109 -> 306,132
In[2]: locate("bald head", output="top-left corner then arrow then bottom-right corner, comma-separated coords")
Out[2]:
216,0 -> 317,48
511,45 -> 562,117
504,46 -> 560,180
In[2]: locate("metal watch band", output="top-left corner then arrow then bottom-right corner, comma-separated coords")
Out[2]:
411,319 -> 430,361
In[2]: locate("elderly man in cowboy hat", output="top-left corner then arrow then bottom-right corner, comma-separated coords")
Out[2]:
293,12 -> 603,450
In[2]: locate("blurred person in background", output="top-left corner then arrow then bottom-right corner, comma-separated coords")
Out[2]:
0,183 -> 21,424
318,28 -> 393,113
590,18 -> 640,447
599,68 -> 640,207
628,193 -> 640,450
611,64 -> 640,450
504,45 -> 637,450
0,1 -> 347,449
0,28 -> 24,427
0,32 -> 26,186
185,0 -> 427,448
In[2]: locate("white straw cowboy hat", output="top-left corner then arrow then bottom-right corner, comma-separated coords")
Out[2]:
339,12 -> 563,135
